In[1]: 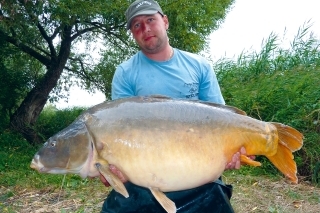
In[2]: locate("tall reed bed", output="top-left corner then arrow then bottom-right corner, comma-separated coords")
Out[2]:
214,23 -> 320,183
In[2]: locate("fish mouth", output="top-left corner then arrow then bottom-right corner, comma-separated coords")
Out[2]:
30,159 -> 37,170
30,153 -> 80,174
30,154 -> 43,171
30,155 -> 53,173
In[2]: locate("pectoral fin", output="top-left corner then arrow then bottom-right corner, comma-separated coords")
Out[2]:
95,162 -> 129,198
149,187 -> 176,213
240,155 -> 261,167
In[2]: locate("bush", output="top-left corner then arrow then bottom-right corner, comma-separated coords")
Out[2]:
35,105 -> 86,140
214,25 -> 320,182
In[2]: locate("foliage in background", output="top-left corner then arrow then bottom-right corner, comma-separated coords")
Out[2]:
1,25 -> 319,189
35,105 -> 86,140
0,40 -> 39,132
215,23 -> 320,183
0,0 -> 234,144
0,18 -> 320,213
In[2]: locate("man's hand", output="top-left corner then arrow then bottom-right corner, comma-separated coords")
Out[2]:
225,147 -> 255,170
99,164 -> 128,187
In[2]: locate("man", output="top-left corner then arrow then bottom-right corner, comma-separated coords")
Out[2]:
100,0 -> 249,212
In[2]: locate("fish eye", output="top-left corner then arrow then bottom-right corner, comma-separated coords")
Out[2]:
50,141 -> 56,147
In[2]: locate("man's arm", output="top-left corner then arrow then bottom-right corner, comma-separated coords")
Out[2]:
111,66 -> 135,100
198,62 -> 225,104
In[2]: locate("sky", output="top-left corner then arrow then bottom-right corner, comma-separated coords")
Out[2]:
54,0 -> 320,109
209,0 -> 320,60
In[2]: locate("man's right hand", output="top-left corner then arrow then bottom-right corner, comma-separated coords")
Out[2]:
99,164 -> 128,187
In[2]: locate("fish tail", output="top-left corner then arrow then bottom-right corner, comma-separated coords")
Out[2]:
271,122 -> 304,152
266,122 -> 303,184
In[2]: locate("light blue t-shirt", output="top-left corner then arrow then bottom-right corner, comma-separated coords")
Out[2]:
112,48 -> 225,104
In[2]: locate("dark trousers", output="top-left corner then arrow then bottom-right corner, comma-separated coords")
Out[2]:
101,179 -> 234,213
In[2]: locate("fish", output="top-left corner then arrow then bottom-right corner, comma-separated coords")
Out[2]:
30,95 -> 303,213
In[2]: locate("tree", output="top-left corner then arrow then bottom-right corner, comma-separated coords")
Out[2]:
0,0 -> 234,144
0,40 -> 41,131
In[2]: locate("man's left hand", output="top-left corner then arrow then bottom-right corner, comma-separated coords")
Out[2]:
225,147 -> 255,170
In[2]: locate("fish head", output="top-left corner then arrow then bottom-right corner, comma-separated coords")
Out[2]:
30,120 -> 93,178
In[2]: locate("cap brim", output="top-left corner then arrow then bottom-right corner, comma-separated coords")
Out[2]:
126,9 -> 159,30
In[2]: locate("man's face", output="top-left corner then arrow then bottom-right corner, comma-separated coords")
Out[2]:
130,13 -> 169,54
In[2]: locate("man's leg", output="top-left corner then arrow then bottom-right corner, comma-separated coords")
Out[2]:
101,180 -> 234,213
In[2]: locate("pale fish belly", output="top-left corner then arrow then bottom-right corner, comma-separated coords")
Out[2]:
96,121 -> 229,192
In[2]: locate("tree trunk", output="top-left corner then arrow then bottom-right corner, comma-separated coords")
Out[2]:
10,27 -> 72,144
10,70 -> 59,144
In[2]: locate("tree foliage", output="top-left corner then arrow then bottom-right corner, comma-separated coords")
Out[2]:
0,39 -> 40,131
0,0 -> 234,143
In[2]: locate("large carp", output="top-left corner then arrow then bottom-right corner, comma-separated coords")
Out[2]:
30,96 -> 303,213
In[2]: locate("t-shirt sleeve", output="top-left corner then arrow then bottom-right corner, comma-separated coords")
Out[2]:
198,62 -> 225,105
111,66 -> 134,100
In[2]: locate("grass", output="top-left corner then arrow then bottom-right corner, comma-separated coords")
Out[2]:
226,175 -> 320,213
1,173 -> 320,213
0,178 -> 109,213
